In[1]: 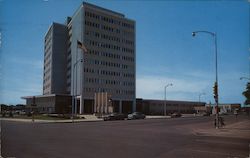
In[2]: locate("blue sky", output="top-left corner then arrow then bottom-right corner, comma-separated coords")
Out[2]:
0,0 -> 249,105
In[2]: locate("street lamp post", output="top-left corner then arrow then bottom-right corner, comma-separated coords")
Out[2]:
164,83 -> 173,116
192,30 -> 219,129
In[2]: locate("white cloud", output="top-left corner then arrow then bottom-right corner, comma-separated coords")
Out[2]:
136,75 -> 210,101
136,69 -> 246,104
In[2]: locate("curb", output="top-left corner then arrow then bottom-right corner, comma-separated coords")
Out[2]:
1,118 -> 103,123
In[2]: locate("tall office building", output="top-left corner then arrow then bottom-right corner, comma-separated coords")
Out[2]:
23,2 -> 136,114
43,23 -> 68,95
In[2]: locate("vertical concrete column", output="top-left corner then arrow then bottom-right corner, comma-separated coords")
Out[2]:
101,92 -> 104,113
94,93 -> 96,113
79,96 -> 83,114
119,100 -> 122,113
133,100 -> 136,112
105,92 -> 108,113
97,93 -> 100,113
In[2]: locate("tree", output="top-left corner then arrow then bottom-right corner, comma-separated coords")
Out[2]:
0,104 -> 8,111
242,82 -> 250,105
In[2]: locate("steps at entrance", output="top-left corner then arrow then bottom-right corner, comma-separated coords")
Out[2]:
79,114 -> 100,120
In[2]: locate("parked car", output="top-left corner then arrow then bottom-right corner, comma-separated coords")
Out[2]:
170,112 -> 182,118
103,113 -> 126,121
127,112 -> 145,120
202,112 -> 211,116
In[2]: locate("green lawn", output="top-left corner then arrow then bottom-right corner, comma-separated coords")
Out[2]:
13,114 -> 70,120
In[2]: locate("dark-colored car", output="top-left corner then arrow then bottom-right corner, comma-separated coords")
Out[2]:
202,112 -> 211,116
170,112 -> 182,118
127,112 -> 145,120
103,113 -> 125,121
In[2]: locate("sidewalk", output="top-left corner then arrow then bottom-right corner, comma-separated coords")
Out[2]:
146,115 -> 171,119
1,115 -> 170,122
193,119 -> 250,139
1,115 -> 103,123
146,114 -> 200,119
1,114 -> 182,123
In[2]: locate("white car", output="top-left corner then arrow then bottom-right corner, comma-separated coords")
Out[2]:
127,112 -> 145,120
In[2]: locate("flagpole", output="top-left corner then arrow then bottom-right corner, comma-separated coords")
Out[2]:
76,40 -> 87,115
72,41 -> 81,122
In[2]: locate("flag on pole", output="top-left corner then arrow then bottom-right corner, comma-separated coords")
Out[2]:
77,40 -> 88,53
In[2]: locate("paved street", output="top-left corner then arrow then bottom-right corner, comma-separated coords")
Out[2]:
2,115 -> 250,158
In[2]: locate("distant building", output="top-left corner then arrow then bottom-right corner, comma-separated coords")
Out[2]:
22,2 -> 136,114
136,99 -> 206,115
206,103 -> 241,114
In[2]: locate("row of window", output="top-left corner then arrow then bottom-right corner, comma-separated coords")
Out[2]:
68,40 -> 72,47
122,56 -> 134,62
84,67 -> 134,78
85,58 -> 132,70
100,70 -> 120,77
86,31 -> 119,42
85,30 -> 134,46
67,55 -> 71,64
44,30 -> 52,44
84,87 -> 134,95
123,73 -> 134,78
44,45 -> 52,58
87,40 -> 120,51
85,78 -> 134,87
87,49 -> 134,62
44,37 -> 52,49
44,66 -> 51,76
85,21 -> 134,37
44,52 -> 51,64
66,64 -> 71,72
84,68 -> 121,77
87,39 -> 134,54
85,78 -> 124,86
85,11 -> 134,29
43,83 -> 51,91
123,81 -> 134,86
44,59 -> 51,71
87,49 -> 120,59
43,75 -> 50,83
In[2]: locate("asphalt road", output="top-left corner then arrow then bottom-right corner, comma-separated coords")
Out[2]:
2,115 -> 250,158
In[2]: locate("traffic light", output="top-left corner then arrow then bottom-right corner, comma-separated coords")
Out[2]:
213,82 -> 218,102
